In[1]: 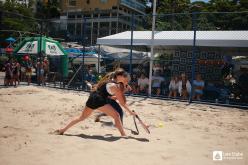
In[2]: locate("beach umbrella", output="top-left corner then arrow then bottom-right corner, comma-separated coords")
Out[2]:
65,48 -> 82,54
14,36 -> 67,56
5,37 -> 16,43
65,48 -> 97,56
5,47 -> 13,53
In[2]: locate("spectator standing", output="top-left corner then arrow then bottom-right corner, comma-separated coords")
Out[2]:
138,73 -> 149,94
43,57 -> 49,84
152,71 -> 165,96
36,58 -> 45,85
130,74 -> 139,94
12,59 -> 20,87
24,58 -> 33,85
163,65 -> 171,86
4,59 -> 13,86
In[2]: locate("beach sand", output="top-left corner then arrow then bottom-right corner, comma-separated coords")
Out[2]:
0,86 -> 247,165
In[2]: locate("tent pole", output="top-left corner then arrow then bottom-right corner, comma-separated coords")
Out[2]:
149,0 -> 157,96
129,13 -> 134,80
98,44 -> 100,74
189,12 -> 197,103
38,20 -> 43,85
82,17 -> 86,90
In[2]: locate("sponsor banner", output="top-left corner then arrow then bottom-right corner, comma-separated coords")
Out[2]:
45,42 -> 64,56
17,41 -> 38,54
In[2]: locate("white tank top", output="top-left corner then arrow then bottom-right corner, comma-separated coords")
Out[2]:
106,83 -> 116,95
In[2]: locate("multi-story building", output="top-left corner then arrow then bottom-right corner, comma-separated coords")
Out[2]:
58,0 -> 146,45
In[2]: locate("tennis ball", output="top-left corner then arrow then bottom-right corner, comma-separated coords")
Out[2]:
158,123 -> 164,128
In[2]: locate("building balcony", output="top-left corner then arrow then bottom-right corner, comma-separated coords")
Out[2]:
120,0 -> 146,14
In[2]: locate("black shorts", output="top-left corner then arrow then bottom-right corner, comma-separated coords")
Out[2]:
86,92 -> 124,121
86,91 -> 108,109
107,99 -> 123,122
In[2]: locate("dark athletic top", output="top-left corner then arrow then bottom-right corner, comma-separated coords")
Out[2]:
86,82 -> 115,109
86,81 -> 124,123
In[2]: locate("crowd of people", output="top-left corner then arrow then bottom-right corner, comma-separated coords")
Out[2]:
129,71 -> 205,100
128,65 -> 247,102
3,56 -> 49,87
83,63 -> 205,100
3,57 -> 247,102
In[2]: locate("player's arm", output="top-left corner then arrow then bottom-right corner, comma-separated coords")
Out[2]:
109,85 -> 135,116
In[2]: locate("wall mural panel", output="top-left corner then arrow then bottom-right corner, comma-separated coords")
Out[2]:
171,50 -> 223,81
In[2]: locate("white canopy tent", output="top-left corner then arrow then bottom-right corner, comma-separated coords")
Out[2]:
97,30 -> 248,96
97,31 -> 248,47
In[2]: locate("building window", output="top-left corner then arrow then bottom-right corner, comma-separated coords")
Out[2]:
68,0 -> 76,6
112,12 -> 117,17
100,0 -> 108,3
68,15 -> 75,19
101,13 -> 110,17
87,0 -> 90,4
84,14 -> 91,18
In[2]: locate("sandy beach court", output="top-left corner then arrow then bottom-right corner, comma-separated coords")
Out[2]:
0,86 -> 247,165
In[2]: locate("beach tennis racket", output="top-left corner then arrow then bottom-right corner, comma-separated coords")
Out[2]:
132,110 -> 150,134
131,115 -> 139,135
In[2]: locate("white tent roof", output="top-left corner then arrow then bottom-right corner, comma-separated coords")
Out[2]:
97,31 -> 248,47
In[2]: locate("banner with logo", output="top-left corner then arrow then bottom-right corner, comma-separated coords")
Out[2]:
45,42 -> 64,56
17,41 -> 38,54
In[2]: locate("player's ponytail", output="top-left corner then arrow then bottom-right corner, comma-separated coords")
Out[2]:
95,72 -> 114,90
95,68 -> 128,90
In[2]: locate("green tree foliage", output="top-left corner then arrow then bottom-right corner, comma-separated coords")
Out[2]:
36,0 -> 60,19
145,0 -> 248,31
0,0 -> 60,34
0,0 -> 38,39
157,0 -> 191,13
155,0 -> 191,30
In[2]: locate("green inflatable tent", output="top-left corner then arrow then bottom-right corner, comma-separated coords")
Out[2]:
14,36 -> 68,77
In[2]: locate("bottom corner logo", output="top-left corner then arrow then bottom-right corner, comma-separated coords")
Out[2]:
213,151 -> 223,161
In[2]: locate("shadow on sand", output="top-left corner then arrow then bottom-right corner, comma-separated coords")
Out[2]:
64,133 -> 149,142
